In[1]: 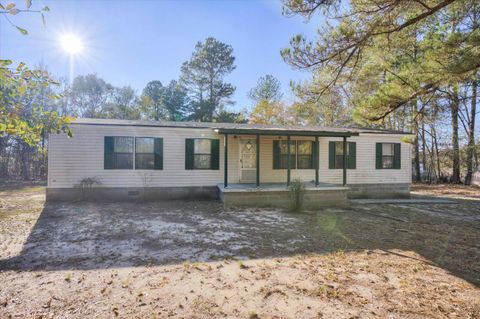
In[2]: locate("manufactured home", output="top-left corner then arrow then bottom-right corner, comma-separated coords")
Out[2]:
47,118 -> 412,208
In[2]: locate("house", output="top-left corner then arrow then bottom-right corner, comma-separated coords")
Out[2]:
47,118 -> 412,208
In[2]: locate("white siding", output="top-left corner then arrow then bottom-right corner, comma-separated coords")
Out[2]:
48,124 -> 411,188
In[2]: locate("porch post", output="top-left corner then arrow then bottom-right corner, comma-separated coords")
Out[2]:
224,134 -> 228,188
343,136 -> 347,186
256,134 -> 260,187
315,136 -> 319,187
287,135 -> 291,186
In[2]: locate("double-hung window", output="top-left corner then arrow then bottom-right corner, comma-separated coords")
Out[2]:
105,136 -> 134,169
297,141 -> 314,169
135,137 -> 155,170
185,138 -> 220,170
376,143 -> 401,169
328,141 -> 356,169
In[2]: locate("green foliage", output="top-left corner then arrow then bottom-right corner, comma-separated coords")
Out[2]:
180,37 -> 236,121
288,179 -> 305,212
141,80 -> 188,121
69,74 -> 114,118
249,99 -> 290,125
0,60 -> 73,146
214,110 -> 247,123
248,74 -> 283,104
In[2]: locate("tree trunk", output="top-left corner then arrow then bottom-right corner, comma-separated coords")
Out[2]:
421,120 -> 427,173
412,100 -> 421,182
465,77 -> 477,185
451,85 -> 461,183
20,144 -> 31,181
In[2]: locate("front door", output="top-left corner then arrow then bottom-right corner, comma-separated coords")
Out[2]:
239,139 -> 257,183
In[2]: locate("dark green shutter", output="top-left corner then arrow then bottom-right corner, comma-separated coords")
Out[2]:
185,139 -> 194,170
312,141 -> 317,169
375,143 -> 382,169
328,141 -> 336,169
394,143 -> 401,169
154,138 -> 163,170
211,139 -> 220,170
104,136 -> 114,169
273,140 -> 281,169
348,142 -> 356,169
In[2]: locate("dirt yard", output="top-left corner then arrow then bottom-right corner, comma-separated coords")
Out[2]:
0,185 -> 479,318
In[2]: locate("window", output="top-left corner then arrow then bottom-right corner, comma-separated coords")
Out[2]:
328,141 -> 356,169
104,136 -> 163,170
297,141 -> 314,169
185,138 -> 220,170
376,142 -> 400,169
278,140 -> 297,169
194,139 -> 212,169
334,142 -> 349,169
135,137 -> 155,169
273,140 -> 315,169
110,137 -> 134,169
382,143 -> 395,169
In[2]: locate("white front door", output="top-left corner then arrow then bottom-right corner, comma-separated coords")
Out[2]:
239,139 -> 257,183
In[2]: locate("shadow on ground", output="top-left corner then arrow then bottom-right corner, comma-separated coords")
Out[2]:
1,194 -> 479,287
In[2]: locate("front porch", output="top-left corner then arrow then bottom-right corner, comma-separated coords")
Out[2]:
218,182 -> 349,209
215,126 -> 358,209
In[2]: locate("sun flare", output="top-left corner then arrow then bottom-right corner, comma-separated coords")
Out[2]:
59,33 -> 83,55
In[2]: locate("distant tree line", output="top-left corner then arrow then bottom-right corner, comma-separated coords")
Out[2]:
2,0 -> 479,185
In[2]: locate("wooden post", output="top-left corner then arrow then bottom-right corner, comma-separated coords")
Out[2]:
256,134 -> 260,187
287,135 -> 291,186
343,136 -> 347,186
224,134 -> 228,188
315,136 -> 319,187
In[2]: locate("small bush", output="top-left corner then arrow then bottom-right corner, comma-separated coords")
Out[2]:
288,179 -> 305,212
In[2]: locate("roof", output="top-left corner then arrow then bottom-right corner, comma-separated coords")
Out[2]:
72,118 -> 412,136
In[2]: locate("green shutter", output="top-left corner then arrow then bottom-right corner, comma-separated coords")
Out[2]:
348,142 -> 356,169
211,139 -> 220,170
328,141 -> 336,169
394,143 -> 401,169
104,136 -> 114,169
185,139 -> 194,170
375,143 -> 382,169
154,138 -> 163,170
273,140 -> 281,169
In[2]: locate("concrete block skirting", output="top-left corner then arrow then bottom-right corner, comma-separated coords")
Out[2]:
347,183 -> 410,199
46,186 -> 219,202
219,186 -> 348,209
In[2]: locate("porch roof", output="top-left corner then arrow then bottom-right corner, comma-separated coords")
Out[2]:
214,127 -> 358,137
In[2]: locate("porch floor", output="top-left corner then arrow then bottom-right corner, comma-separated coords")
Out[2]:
217,182 -> 348,192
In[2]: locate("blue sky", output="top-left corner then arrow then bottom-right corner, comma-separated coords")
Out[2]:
1,0 -> 322,111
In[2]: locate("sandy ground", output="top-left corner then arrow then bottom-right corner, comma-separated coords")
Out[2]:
0,185 -> 479,318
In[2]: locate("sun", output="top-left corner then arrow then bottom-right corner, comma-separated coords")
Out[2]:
60,33 -> 83,55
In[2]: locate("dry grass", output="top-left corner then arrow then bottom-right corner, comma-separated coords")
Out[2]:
412,183 -> 480,200
0,184 -> 479,318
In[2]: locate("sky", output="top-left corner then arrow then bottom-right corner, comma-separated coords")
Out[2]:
0,0 -> 323,111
